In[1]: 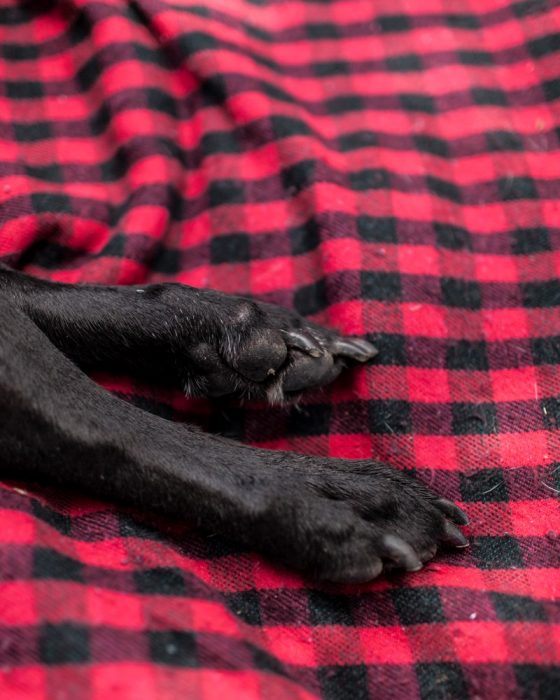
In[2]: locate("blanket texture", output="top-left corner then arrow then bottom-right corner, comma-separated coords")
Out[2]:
0,1 -> 559,698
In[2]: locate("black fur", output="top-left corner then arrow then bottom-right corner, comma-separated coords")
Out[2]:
0,263 -> 468,583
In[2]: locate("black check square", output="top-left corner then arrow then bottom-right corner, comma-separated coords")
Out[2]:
149,631 -> 198,666
326,95 -> 364,113
487,130 -> 523,151
309,591 -> 354,626
416,663 -> 469,700
512,227 -> 550,254
514,664 -> 560,700
33,547 -> 83,581
350,168 -> 390,191
392,588 -> 445,625
370,333 -> 406,365
152,248 -> 182,274
441,278 -> 482,309
40,623 -> 90,665
378,15 -> 410,32
435,224 -> 471,250
472,87 -> 508,105
294,279 -> 327,315
178,30 -> 218,53
314,60 -> 348,77
445,14 -> 480,29
499,177 -> 538,201
282,159 -> 315,193
14,121 -> 52,142
30,192 -> 71,214
531,336 -> 560,365
492,593 -> 547,622
134,567 -> 186,595
306,23 -> 339,39
319,666 -> 369,700
542,398 -> 560,429
452,402 -> 497,435
209,179 -> 245,206
202,131 -> 240,155
7,80 -> 43,98
426,176 -> 461,202
473,536 -> 525,569
226,591 -> 262,626
290,220 -> 320,255
522,280 -> 560,308
460,469 -> 508,502
387,54 -> 421,72
543,77 -> 560,101
289,404 -> 331,436
369,400 -> 411,434
400,93 -> 435,113
339,130 -> 377,151
211,233 -> 251,263
458,50 -> 492,65
415,135 -> 448,157
357,216 -> 397,243
361,271 -> 401,301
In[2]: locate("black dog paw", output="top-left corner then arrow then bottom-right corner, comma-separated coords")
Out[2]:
251,459 -> 469,583
183,295 -> 377,402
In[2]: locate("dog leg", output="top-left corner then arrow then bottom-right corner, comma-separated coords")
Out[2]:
0,295 -> 467,582
0,265 -> 377,402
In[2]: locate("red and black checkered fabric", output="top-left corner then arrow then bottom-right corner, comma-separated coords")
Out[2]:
1,0 -> 559,698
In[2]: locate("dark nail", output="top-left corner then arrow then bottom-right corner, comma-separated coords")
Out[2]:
434,498 -> 469,525
282,330 -> 323,357
442,521 -> 469,548
381,534 -> 423,571
331,338 -> 378,361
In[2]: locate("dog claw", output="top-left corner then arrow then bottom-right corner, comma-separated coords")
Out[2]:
331,337 -> 378,362
282,330 -> 323,357
442,521 -> 469,548
326,558 -> 383,584
380,534 -> 423,571
434,498 -> 469,525
419,544 -> 438,562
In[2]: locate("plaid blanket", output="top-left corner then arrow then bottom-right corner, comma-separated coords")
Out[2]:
1,0 -> 559,698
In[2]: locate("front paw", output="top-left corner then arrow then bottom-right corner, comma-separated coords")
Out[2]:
185,295 -> 377,402
254,459 -> 468,583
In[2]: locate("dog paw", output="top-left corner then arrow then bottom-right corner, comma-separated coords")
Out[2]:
252,459 -> 469,583
184,295 -> 377,402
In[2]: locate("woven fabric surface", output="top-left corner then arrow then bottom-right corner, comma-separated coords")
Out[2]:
0,0 -> 559,698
